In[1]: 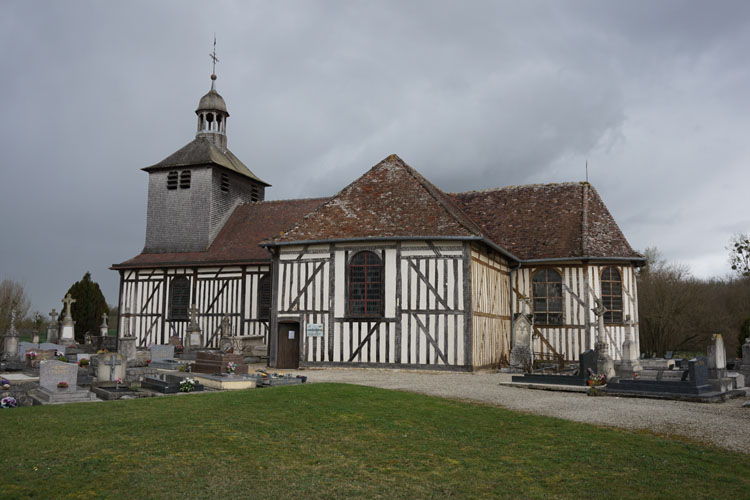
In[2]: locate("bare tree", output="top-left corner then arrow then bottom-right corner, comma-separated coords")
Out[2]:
0,279 -> 31,334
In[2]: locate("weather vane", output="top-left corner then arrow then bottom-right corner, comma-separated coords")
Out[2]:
210,35 -> 219,88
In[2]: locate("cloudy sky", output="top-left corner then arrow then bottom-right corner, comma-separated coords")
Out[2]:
1,1 -> 749,316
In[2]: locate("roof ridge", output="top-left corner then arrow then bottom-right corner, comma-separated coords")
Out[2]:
241,196 -> 330,206
451,181 -> 587,196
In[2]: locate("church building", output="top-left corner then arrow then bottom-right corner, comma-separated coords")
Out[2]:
112,73 -> 644,371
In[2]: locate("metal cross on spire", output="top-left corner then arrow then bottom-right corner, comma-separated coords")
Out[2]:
209,35 -> 219,89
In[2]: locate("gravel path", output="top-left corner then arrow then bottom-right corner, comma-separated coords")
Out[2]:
301,367 -> 750,454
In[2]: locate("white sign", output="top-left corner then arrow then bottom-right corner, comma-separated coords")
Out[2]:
288,331 -> 295,340
306,323 -> 324,337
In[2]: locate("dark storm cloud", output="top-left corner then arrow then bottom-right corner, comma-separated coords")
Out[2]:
1,0 -> 748,314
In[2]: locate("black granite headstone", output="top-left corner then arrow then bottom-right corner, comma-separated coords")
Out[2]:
689,356 -> 709,387
665,351 -> 674,360
579,349 -> 597,378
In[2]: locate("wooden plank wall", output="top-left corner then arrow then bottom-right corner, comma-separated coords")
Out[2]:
118,265 -> 270,347
513,263 -> 639,361
470,245 -> 511,368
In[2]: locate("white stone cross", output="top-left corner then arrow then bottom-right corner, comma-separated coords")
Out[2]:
101,312 -> 109,327
62,294 -> 76,320
49,308 -> 58,321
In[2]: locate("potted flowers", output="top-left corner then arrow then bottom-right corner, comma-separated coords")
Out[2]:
57,381 -> 69,391
179,378 -> 196,393
1,396 -> 17,409
226,361 -> 237,375
1,379 -> 10,390
587,368 -> 606,386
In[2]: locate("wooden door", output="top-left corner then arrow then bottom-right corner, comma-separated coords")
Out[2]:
277,321 -> 300,369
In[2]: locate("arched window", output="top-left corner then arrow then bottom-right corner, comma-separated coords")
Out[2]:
169,276 -> 190,321
533,269 -> 563,325
348,251 -> 383,318
258,274 -> 272,320
601,267 -> 623,324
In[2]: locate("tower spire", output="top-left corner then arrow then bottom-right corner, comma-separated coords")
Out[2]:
209,35 -> 219,90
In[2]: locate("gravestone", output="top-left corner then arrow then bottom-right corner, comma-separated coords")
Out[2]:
688,356 -> 709,387
99,312 -> 109,337
119,336 -> 136,362
150,345 -> 175,363
141,373 -> 204,394
740,339 -> 750,372
513,314 -> 532,347
508,315 -> 533,372
168,336 -> 182,347
59,294 -> 77,345
2,310 -> 20,361
707,334 -> 727,379
615,316 -> 643,379
580,349 -> 598,377
184,304 -> 203,353
46,308 -> 59,344
33,359 -> 97,404
95,352 -> 126,383
592,298 -> 615,379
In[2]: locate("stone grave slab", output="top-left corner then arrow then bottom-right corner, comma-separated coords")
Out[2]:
141,373 -> 204,394
192,351 -> 248,375
193,373 -> 257,390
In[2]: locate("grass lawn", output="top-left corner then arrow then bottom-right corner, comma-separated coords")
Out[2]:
2,383 -> 747,499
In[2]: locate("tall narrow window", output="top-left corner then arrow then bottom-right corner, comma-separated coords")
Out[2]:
179,170 -> 191,189
348,251 -> 383,318
533,269 -> 563,325
220,172 -> 230,193
601,267 -> 623,324
258,274 -> 271,320
167,171 -> 178,190
169,276 -> 190,321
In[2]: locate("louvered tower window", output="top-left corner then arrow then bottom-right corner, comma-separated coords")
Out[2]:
220,173 -> 230,193
348,251 -> 383,318
167,171 -> 178,190
179,170 -> 191,189
601,267 -> 623,324
533,269 -> 563,325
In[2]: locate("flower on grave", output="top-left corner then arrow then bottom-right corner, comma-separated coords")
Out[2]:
586,368 -> 606,385
57,381 -> 69,389
174,344 -> 184,354
226,361 -> 237,374
1,396 -> 18,409
179,378 -> 196,393
78,359 -> 89,367
115,378 -> 123,385
56,355 -> 68,362
56,351 -> 64,357
1,378 -> 10,390
26,351 -> 38,360
97,349 -> 109,354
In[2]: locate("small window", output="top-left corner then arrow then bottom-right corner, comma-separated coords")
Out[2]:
179,170 -> 191,189
169,276 -> 190,321
220,173 -> 230,193
348,251 -> 383,318
167,171 -> 178,190
601,267 -> 623,324
533,269 -> 563,325
258,274 -> 271,320
251,184 -> 259,202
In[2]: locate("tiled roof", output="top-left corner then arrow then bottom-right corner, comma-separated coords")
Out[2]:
112,198 -> 326,269
266,154 -> 486,244
451,183 -> 641,260
142,137 -> 269,185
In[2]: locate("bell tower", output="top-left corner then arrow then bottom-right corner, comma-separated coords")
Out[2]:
140,39 -> 270,254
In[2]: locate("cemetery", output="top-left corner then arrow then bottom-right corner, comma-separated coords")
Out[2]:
0,299 -> 308,406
